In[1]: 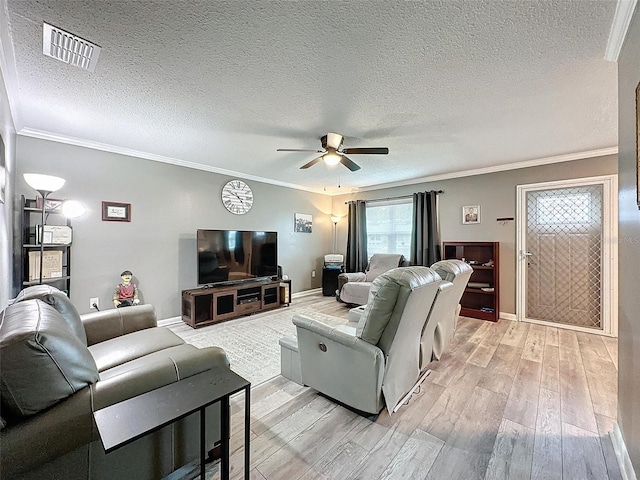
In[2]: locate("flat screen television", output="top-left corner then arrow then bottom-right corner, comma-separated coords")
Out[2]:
197,229 -> 278,286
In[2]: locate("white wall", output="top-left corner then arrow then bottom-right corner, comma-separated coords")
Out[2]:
617,7 -> 640,473
331,155 -> 618,315
15,136 -> 332,318
0,67 -> 15,310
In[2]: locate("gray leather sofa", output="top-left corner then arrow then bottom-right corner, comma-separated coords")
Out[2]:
336,253 -> 408,305
0,285 -> 229,480
292,266 -> 451,414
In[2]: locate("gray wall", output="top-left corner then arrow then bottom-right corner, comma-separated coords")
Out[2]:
0,67 -> 15,310
618,7 -> 640,474
15,136 -> 332,317
332,155 -> 617,315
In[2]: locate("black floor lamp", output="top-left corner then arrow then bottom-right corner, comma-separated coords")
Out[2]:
23,173 -> 66,285
331,215 -> 341,254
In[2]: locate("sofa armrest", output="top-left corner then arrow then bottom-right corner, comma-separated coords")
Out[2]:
0,388 -> 93,478
339,272 -> 366,283
337,272 -> 366,293
292,314 -> 385,413
81,304 -> 157,346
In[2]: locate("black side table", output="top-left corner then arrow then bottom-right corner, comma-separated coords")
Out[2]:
94,367 -> 250,480
322,267 -> 343,296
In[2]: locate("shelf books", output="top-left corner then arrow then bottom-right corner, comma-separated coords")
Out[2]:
28,251 -> 63,281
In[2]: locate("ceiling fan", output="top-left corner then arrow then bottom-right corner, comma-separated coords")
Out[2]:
277,132 -> 389,171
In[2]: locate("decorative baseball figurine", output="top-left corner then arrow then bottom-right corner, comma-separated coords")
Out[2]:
113,270 -> 140,308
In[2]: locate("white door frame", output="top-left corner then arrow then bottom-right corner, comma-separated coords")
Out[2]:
516,175 -> 618,337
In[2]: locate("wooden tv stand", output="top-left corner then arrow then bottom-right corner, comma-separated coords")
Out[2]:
181,279 -> 282,328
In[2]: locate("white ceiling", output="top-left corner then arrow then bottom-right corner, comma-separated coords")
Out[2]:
1,0 -> 620,195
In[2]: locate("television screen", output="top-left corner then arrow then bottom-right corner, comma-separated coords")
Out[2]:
197,229 -> 278,285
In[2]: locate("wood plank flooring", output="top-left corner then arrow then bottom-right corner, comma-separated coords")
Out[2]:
206,294 -> 621,480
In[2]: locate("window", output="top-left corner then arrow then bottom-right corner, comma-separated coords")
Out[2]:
366,199 -> 412,260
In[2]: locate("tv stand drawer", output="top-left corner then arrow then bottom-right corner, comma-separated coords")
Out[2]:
236,300 -> 261,314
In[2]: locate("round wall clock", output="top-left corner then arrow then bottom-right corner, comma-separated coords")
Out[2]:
221,180 -> 254,215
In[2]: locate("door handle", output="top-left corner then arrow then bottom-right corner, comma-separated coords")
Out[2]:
521,251 -> 533,257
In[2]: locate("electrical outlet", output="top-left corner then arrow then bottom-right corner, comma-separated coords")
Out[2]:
90,297 -> 99,310
311,270 -> 316,278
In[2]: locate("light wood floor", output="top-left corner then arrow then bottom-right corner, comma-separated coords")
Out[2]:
208,294 -> 621,480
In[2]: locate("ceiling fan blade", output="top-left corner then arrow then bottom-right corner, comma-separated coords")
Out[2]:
341,147 -> 389,155
277,148 -> 325,153
300,156 -> 324,169
339,155 -> 361,172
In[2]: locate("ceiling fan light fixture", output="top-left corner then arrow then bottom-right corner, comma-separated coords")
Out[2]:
323,151 -> 341,166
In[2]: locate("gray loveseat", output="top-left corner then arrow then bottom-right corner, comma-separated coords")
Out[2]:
0,285 -> 229,480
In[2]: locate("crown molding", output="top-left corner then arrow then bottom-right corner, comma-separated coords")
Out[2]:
605,0 -> 638,61
18,127 -> 327,194
18,128 -> 618,197
0,0 -> 22,130
357,147 -> 619,193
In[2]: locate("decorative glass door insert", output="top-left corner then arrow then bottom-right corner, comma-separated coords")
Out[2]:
524,185 -> 603,330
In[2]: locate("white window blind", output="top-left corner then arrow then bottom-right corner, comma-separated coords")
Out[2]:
365,199 -> 412,260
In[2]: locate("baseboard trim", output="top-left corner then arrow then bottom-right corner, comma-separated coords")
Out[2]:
499,312 -> 517,322
612,423 -> 638,480
158,316 -> 182,327
292,288 -> 322,299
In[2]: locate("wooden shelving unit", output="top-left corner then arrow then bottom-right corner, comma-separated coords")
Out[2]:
181,279 -> 282,328
17,195 -> 72,296
443,241 -> 500,322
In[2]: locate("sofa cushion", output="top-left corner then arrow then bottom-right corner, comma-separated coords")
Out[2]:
98,344 -> 229,382
14,284 -> 87,346
0,300 -> 99,420
88,327 -> 185,372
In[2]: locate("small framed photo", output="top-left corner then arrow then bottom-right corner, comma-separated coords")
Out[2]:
294,213 -> 312,233
462,205 -> 480,224
102,201 -> 131,222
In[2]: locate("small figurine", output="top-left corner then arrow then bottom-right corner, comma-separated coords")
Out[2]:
113,270 -> 140,308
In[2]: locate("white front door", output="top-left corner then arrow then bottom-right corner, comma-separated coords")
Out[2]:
516,175 -> 617,336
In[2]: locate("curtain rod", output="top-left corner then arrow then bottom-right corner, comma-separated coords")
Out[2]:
345,190 -> 444,205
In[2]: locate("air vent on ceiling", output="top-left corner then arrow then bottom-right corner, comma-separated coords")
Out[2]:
42,22 -> 101,72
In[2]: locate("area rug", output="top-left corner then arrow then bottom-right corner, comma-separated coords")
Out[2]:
166,305 -> 348,386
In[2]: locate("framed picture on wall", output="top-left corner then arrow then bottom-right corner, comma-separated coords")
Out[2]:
294,213 -> 312,233
102,201 -> 131,222
462,205 -> 481,224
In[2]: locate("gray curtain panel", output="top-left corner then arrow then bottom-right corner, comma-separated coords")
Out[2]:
410,191 -> 441,266
346,200 -> 368,273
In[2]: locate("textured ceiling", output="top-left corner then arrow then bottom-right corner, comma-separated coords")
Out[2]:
1,0 -> 618,194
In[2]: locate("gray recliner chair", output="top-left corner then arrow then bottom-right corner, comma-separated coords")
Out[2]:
336,253 -> 408,305
293,266 -> 450,414
427,259 -> 473,363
